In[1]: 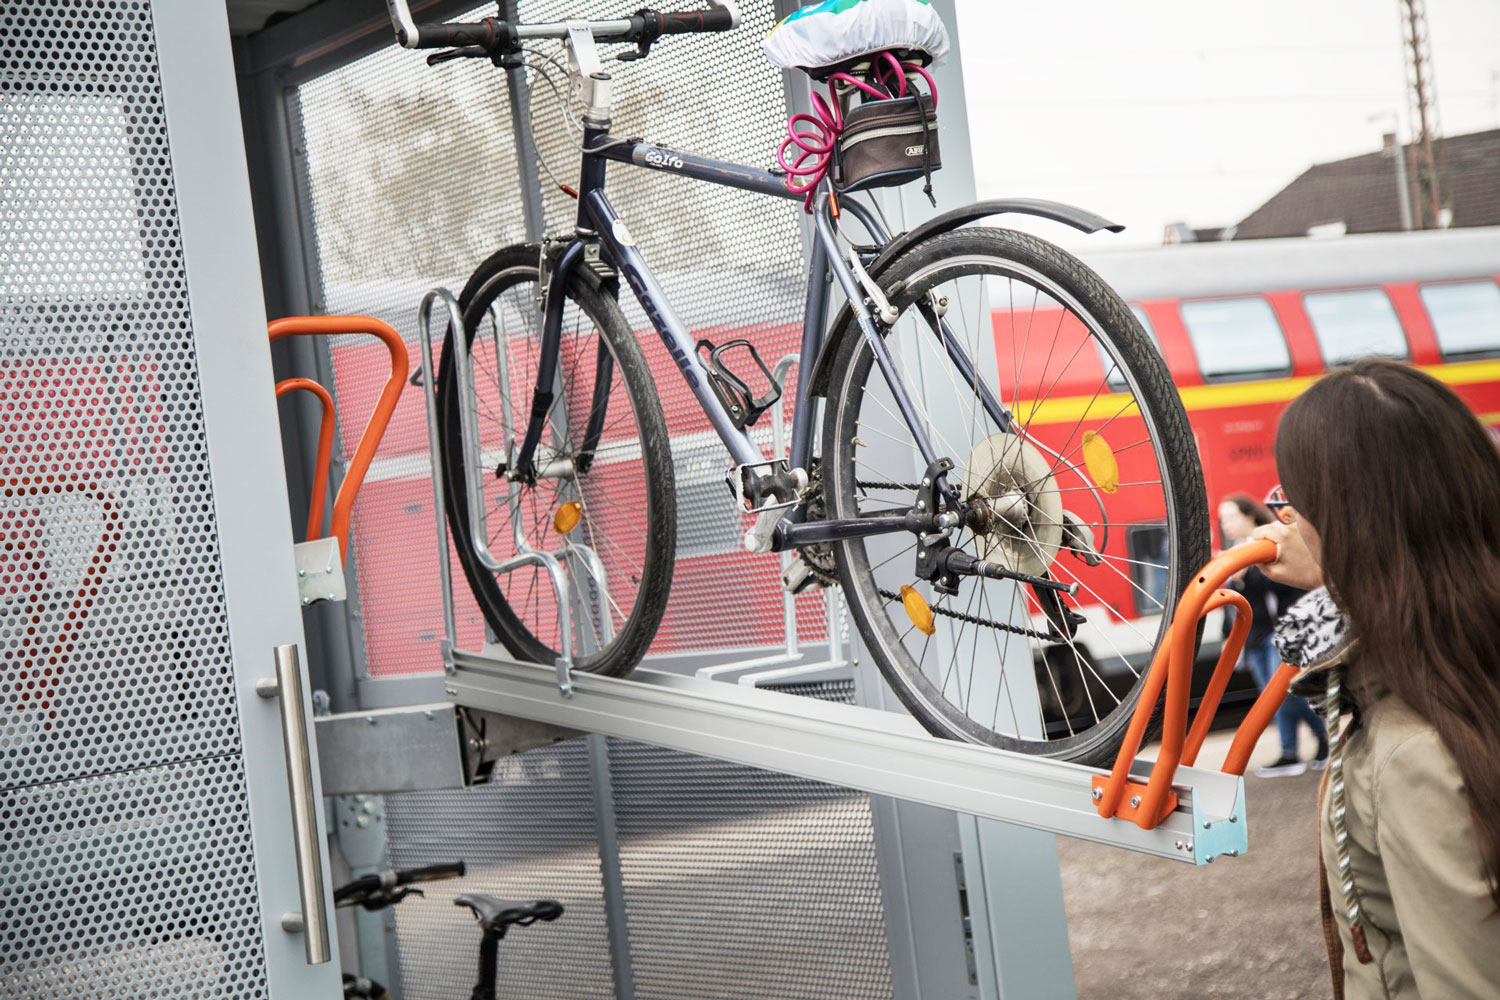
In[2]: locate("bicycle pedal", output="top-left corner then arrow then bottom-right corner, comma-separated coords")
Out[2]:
696,338 -> 782,431
727,460 -> 806,513
781,553 -> 830,594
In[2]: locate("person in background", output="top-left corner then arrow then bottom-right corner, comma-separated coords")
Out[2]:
1218,493 -> 1327,776
1253,358 -> 1500,997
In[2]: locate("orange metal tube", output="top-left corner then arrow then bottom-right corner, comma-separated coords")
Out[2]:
1222,662 -> 1299,776
1097,538 -> 1279,827
1182,589 -> 1252,767
268,317 -> 408,561
275,378 -> 336,543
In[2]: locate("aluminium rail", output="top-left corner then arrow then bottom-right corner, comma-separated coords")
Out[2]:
444,648 -> 1248,866
411,280 -> 1273,867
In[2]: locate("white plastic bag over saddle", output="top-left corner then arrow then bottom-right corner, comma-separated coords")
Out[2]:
764,0 -> 950,74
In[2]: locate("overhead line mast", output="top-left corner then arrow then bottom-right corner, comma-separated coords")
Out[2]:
1399,0 -> 1451,229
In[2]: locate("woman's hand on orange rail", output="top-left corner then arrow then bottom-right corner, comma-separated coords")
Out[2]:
1249,520 -> 1323,590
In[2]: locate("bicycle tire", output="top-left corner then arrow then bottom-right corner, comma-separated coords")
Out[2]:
820,227 -> 1209,764
438,244 -> 675,676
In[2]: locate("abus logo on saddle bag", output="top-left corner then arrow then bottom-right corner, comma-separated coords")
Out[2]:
642,147 -> 685,170
905,144 -> 927,157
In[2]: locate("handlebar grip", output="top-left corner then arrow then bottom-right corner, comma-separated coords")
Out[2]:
398,861 -> 467,885
412,19 -> 508,50
658,7 -> 736,33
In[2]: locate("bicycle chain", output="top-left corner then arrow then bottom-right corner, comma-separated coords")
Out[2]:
856,479 -> 924,492
877,588 -> 1059,642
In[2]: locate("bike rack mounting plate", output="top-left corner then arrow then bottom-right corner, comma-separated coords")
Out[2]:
445,647 -> 1248,866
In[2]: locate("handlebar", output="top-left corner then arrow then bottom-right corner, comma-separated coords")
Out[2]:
334,861 -> 467,909
385,1 -> 739,52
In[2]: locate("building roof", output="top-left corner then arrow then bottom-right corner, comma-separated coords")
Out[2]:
1233,128 -> 1500,240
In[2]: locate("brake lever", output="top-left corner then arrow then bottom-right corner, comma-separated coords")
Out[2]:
427,45 -> 488,66
356,886 -> 426,912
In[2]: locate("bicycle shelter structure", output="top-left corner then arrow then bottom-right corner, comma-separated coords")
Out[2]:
3,3 -> 1270,999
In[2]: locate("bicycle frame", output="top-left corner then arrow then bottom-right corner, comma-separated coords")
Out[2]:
510,119 -> 985,551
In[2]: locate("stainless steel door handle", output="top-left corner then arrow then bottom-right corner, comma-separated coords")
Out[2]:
257,644 -> 332,965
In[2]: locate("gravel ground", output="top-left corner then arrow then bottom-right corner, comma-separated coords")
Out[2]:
1060,731 -> 1332,1000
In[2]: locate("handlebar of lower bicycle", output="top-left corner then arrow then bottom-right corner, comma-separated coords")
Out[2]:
1094,538 -> 1287,830
334,861 -> 467,906
385,1 -> 739,52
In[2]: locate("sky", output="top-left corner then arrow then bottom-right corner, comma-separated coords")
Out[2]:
952,0 -> 1500,249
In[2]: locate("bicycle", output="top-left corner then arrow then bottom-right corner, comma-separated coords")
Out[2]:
334,861 -> 563,1000
385,1 -> 1209,765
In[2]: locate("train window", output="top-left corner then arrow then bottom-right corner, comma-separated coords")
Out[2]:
1126,523 -> 1171,617
1305,289 -> 1408,364
1098,306 -> 1160,392
1180,297 -> 1291,380
1421,281 -> 1500,359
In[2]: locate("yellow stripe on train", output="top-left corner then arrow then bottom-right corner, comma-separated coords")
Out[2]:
1011,359 -> 1500,426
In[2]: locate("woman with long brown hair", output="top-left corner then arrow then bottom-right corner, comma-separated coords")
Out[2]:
1254,357 -> 1500,997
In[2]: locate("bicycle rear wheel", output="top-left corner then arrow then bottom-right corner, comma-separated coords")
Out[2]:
437,245 -> 675,676
821,227 -> 1208,764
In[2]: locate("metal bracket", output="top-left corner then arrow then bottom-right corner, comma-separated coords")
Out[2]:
847,242 -> 899,326
456,705 -> 583,784
565,19 -> 603,78
419,285 -> 596,697
332,793 -> 388,866
912,457 -> 959,593
294,536 -> 346,605
314,702 -> 466,796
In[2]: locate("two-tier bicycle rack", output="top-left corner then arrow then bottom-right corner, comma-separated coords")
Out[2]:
281,284 -> 1299,869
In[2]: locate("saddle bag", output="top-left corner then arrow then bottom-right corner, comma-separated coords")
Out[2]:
834,93 -> 940,193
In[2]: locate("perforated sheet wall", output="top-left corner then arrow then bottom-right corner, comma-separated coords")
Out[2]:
382,739 -> 615,1000
608,679 -> 893,1000
1,1 -> 270,996
293,0 -> 826,677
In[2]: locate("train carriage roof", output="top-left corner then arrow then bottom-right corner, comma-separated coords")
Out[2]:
1078,226 -> 1500,302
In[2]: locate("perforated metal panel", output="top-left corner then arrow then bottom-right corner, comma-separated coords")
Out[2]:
2,758 -> 269,999
293,0 -> 828,676
608,679 -> 894,1000
1,2 -> 270,995
382,739 -> 615,1000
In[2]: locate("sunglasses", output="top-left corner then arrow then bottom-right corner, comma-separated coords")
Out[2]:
1264,484 -> 1296,525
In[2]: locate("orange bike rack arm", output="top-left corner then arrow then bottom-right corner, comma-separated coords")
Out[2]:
268,317 -> 408,562
1094,538 -> 1284,829
274,377 -> 336,544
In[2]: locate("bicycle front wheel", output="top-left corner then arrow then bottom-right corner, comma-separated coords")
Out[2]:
437,245 -> 675,676
821,227 -> 1208,764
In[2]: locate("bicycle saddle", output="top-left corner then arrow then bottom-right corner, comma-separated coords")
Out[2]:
453,894 -> 564,932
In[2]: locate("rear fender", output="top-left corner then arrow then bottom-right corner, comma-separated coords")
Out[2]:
807,198 -> 1123,397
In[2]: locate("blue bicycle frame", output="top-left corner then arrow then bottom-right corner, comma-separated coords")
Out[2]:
511,121 -> 986,551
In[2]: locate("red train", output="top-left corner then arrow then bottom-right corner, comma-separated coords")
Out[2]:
1003,225 -> 1500,675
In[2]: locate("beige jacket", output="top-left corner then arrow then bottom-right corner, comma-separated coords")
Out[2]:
1321,695 -> 1500,998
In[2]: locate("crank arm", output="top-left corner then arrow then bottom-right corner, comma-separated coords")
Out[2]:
771,510 -> 948,550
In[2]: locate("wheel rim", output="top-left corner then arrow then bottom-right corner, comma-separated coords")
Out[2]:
451,267 -> 656,665
831,251 -> 1185,754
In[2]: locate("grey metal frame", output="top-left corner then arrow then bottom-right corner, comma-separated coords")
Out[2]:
156,0 -> 345,991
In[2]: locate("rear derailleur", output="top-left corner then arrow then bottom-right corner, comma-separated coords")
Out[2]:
909,458 -> 1085,640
